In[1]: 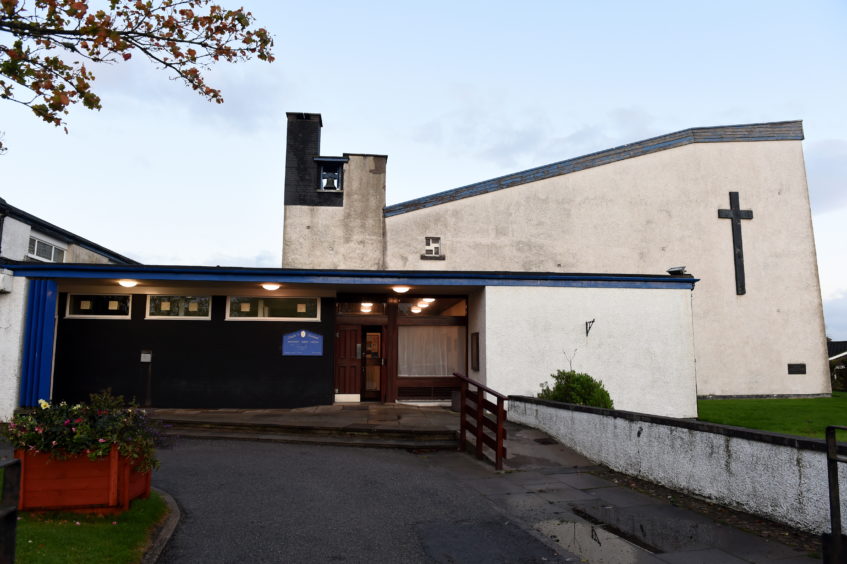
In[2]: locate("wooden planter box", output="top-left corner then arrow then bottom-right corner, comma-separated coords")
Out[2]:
14,446 -> 151,514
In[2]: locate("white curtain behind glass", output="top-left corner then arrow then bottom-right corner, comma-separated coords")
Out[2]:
398,326 -> 467,378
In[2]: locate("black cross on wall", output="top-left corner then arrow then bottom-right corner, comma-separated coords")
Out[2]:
718,192 -> 754,295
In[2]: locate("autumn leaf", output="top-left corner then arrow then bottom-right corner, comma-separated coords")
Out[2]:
0,0 -> 275,148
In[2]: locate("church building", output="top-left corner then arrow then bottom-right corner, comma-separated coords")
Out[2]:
282,113 -> 829,400
0,113 -> 829,422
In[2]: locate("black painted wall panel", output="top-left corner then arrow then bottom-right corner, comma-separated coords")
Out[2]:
53,294 -> 336,408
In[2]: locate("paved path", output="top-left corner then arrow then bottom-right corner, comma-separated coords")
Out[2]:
153,438 -> 574,563
153,420 -> 820,564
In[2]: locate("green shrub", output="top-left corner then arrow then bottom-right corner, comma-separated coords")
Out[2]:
538,370 -> 614,409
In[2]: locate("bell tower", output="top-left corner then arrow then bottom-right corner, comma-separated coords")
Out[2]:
281,113 -> 387,270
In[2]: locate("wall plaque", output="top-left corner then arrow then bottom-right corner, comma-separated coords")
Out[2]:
283,330 -> 323,356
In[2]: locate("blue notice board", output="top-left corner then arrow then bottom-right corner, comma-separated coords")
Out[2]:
282,330 -> 323,356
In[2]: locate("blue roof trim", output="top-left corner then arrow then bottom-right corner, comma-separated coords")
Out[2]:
384,120 -> 804,217
0,263 -> 698,290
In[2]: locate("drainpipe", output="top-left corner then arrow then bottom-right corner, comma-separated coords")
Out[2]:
0,197 -> 7,258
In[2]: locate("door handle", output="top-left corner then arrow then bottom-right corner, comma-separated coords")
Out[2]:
356,344 -> 362,359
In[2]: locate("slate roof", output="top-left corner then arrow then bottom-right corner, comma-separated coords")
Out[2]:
384,121 -> 804,217
828,341 -> 847,360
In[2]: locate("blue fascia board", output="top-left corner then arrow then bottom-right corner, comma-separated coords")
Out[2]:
0,263 -> 698,290
383,120 -> 804,217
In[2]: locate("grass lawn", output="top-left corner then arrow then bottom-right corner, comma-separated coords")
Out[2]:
697,391 -> 847,440
13,492 -> 168,564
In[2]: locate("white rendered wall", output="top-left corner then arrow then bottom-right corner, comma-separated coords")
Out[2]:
509,399 -> 846,534
467,288 -> 486,381
283,155 -> 386,270
0,276 -> 28,420
385,141 -> 828,397
67,244 -> 113,264
483,285 -> 697,418
1,216 -> 31,260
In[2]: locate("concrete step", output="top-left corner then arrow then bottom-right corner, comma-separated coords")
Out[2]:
163,427 -> 459,450
156,419 -> 459,450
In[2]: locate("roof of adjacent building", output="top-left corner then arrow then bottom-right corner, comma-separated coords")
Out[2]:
383,120 -> 804,217
0,198 -> 140,265
829,341 -> 847,360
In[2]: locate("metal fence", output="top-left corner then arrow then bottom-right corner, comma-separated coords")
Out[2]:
0,457 -> 21,564
824,425 -> 847,564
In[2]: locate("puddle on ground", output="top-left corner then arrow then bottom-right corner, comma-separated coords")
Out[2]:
535,520 -> 660,564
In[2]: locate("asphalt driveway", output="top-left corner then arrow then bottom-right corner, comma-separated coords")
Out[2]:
153,439 -> 571,563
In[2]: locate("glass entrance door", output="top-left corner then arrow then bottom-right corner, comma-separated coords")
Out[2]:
362,328 -> 382,401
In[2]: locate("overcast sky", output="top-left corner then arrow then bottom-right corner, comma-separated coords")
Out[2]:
2,1 -> 846,338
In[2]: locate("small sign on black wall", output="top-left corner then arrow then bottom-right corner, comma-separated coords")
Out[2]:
282,330 -> 323,356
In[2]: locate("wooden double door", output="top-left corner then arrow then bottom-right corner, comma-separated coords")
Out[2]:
335,325 -> 385,401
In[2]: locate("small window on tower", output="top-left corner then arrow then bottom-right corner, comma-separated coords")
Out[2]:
421,236 -> 445,260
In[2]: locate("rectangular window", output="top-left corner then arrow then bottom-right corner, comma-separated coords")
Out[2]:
398,326 -> 467,378
335,302 -> 387,315
28,237 -> 66,263
67,294 -> 132,319
146,296 -> 211,319
226,297 -> 320,321
399,297 -> 466,317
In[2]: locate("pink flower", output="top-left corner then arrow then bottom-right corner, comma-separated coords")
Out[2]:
112,521 -> 117,525
51,441 -> 57,446
98,438 -> 107,443
64,419 -> 70,425
75,521 -> 81,526
71,427 -> 76,432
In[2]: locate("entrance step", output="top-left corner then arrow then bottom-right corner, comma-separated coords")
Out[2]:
157,419 -> 459,450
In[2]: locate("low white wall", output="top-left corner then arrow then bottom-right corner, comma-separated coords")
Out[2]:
0,276 -> 28,420
484,286 -> 697,418
509,397 -> 847,534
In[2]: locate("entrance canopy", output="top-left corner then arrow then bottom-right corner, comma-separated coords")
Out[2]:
1,263 -> 698,416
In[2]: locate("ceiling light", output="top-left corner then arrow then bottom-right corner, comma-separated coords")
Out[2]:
261,283 -> 281,291
392,286 -> 410,294
422,298 -> 435,303
361,302 -> 373,307
417,302 -> 430,308
411,306 -> 422,313
117,279 -> 138,288
360,304 -> 373,313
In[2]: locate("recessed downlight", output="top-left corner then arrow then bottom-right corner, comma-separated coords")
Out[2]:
117,279 -> 138,288
261,283 -> 281,291
392,286 -> 411,294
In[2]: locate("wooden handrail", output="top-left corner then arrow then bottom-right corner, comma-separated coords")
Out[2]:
454,372 -> 507,470
453,372 -> 507,401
